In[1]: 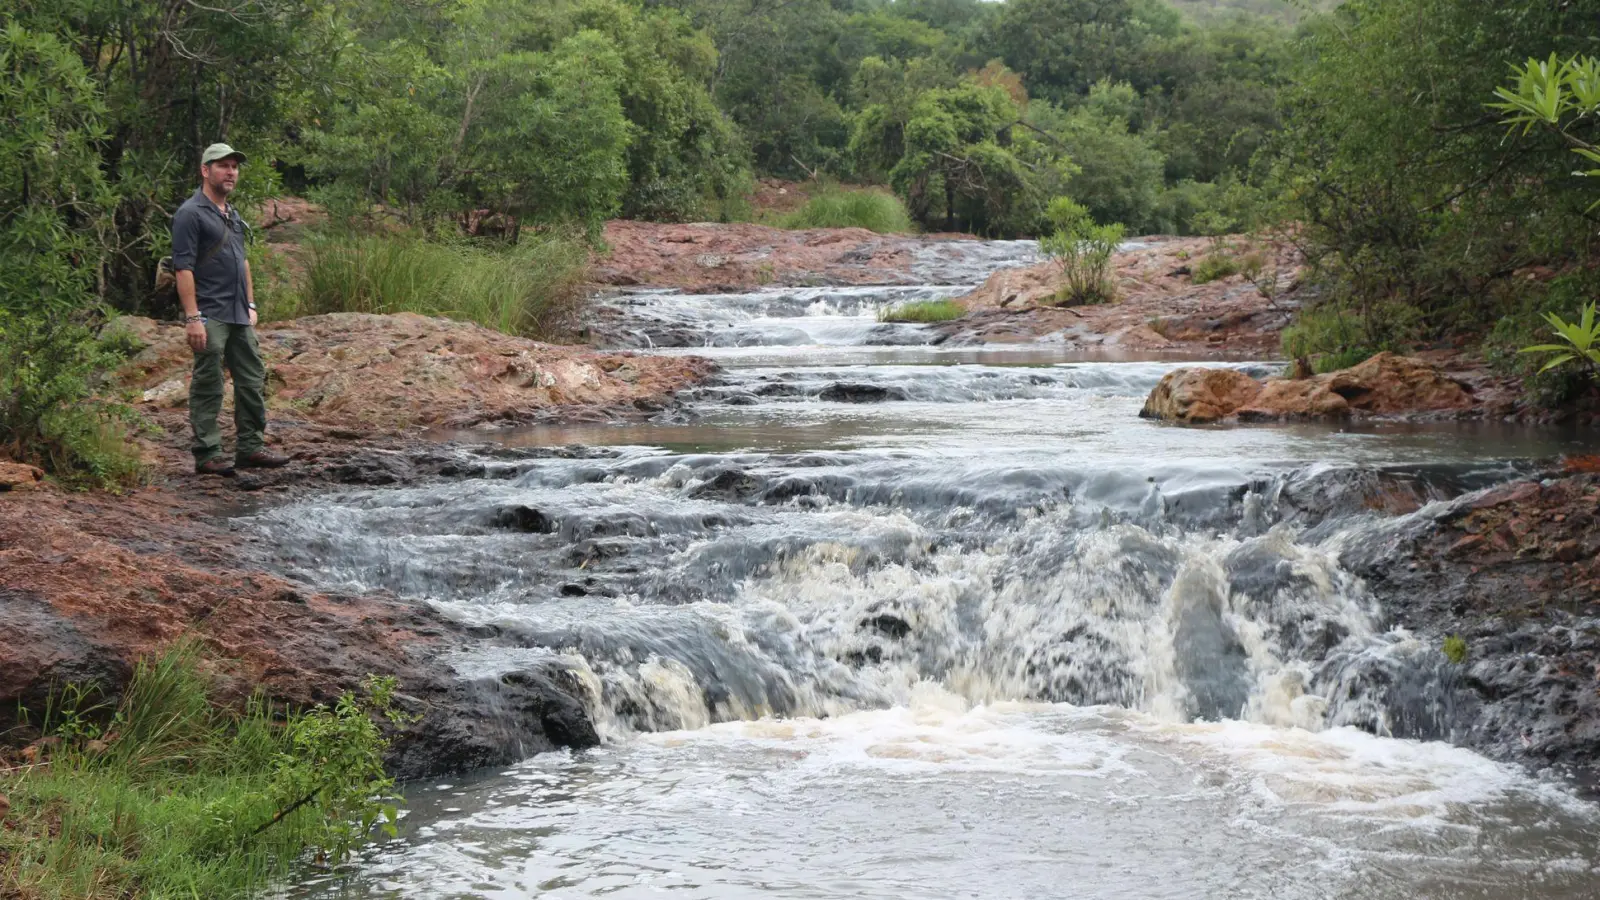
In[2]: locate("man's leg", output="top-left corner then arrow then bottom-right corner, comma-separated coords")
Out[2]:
224,324 -> 269,459
189,319 -> 231,467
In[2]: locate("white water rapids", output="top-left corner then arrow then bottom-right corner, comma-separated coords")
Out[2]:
274,240 -> 1600,899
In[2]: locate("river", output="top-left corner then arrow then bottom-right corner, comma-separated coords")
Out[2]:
274,240 -> 1600,898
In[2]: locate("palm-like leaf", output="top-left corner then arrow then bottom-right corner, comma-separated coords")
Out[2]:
1521,302 -> 1600,379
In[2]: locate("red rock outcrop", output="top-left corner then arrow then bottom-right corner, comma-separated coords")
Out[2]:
117,312 -> 717,434
1143,353 -> 1477,423
1139,368 -> 1263,423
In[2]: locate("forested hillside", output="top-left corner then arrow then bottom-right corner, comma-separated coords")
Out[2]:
5,0 -> 1600,484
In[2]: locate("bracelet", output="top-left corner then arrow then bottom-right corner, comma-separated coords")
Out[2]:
247,302 -> 257,310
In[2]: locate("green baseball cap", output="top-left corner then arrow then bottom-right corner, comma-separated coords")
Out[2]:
201,142 -> 247,165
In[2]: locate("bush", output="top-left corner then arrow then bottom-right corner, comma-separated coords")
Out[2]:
1,642 -> 404,898
281,231 -> 589,339
1191,253 -> 1241,284
1039,198 -> 1124,306
0,310 -> 143,490
877,298 -> 965,322
780,187 -> 915,233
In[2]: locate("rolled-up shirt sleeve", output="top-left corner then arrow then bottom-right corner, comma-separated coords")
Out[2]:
171,205 -> 199,271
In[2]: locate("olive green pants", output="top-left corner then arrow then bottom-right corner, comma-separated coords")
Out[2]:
189,320 -> 267,463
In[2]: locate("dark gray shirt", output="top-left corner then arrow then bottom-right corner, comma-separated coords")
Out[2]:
171,189 -> 250,325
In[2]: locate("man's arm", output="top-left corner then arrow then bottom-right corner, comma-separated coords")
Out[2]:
171,208 -> 207,352
245,259 -> 256,326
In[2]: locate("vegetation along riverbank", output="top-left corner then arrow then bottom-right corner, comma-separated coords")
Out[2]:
5,0 -> 1600,895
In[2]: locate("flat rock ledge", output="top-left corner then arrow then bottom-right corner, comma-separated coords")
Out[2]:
1140,352 -> 1475,424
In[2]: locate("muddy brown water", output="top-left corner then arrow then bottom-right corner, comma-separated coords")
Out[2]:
273,246 -> 1600,899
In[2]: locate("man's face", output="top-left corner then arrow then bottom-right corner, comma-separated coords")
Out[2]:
203,158 -> 240,196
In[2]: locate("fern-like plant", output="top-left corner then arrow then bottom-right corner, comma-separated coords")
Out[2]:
1520,300 -> 1600,380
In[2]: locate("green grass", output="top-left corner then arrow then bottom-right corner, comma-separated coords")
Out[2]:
1,642 -> 398,899
1191,252 -> 1242,284
266,231 -> 589,340
876,299 -> 966,323
779,187 -> 915,234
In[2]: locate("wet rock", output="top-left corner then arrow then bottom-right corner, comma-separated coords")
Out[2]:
818,382 -> 908,403
326,450 -> 414,485
1139,368 -> 1262,423
860,613 -> 912,639
1143,353 -> 1479,424
690,468 -> 763,501
492,505 -> 556,534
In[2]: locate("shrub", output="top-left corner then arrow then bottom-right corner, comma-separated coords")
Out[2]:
780,187 -> 915,233
1,642 -> 404,898
1191,253 -> 1241,284
1039,197 -> 1125,306
1280,305 -> 1375,373
283,231 -> 589,339
877,299 -> 965,323
0,309 -> 143,490
1442,635 -> 1468,665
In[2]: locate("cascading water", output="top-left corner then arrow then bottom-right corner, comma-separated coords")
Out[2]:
274,243 -> 1600,899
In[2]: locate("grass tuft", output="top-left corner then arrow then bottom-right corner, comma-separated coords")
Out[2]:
877,299 -> 965,323
780,187 -> 915,234
1,641 -> 400,899
266,231 -> 590,340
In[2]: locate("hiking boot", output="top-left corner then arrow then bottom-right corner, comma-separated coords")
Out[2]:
236,449 -> 292,470
195,457 -> 237,477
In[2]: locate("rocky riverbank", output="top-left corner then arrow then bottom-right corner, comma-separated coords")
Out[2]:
1340,461 -> 1600,788
3,311 -> 714,776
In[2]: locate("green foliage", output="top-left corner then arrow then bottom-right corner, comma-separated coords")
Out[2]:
1278,301 -> 1418,373
1028,87 -> 1167,231
1490,54 -> 1600,211
1,642 -> 403,898
1039,197 -> 1126,305
1275,0 -> 1600,356
780,187 -> 915,233
284,231 -> 589,339
0,309 -> 143,490
877,299 -> 966,323
1191,252 -> 1241,284
1442,634 -> 1468,665
1519,302 -> 1600,381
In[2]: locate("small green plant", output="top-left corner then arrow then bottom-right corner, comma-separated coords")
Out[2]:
877,299 -> 965,323
1,642 -> 406,897
1040,197 -> 1125,306
1191,252 -> 1241,284
1518,301 -> 1600,381
779,187 -> 915,234
1442,634 -> 1469,665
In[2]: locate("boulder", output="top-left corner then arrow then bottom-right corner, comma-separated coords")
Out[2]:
0,462 -> 45,492
1139,368 -> 1262,423
1141,353 -> 1475,424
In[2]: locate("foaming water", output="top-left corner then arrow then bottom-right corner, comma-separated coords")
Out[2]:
272,243 -> 1600,898
284,694 -> 1600,900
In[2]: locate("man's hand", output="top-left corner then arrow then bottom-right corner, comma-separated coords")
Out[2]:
248,306 -> 258,327
186,320 -> 208,353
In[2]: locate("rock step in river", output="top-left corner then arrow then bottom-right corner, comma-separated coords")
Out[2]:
275,242 -> 1600,899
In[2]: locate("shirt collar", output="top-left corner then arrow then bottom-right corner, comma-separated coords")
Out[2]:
192,188 -> 232,219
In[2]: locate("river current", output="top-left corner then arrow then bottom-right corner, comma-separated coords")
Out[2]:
276,240 -> 1600,898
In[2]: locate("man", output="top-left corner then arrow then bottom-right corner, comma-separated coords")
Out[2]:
172,142 -> 289,476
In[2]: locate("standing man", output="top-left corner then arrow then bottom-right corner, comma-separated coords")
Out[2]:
173,142 -> 289,476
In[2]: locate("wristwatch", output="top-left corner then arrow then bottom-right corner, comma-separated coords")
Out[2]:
185,314 -> 204,324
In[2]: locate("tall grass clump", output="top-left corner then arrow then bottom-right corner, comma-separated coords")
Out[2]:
278,231 -> 589,339
780,187 -> 915,234
877,299 -> 965,323
1,641 -> 405,899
